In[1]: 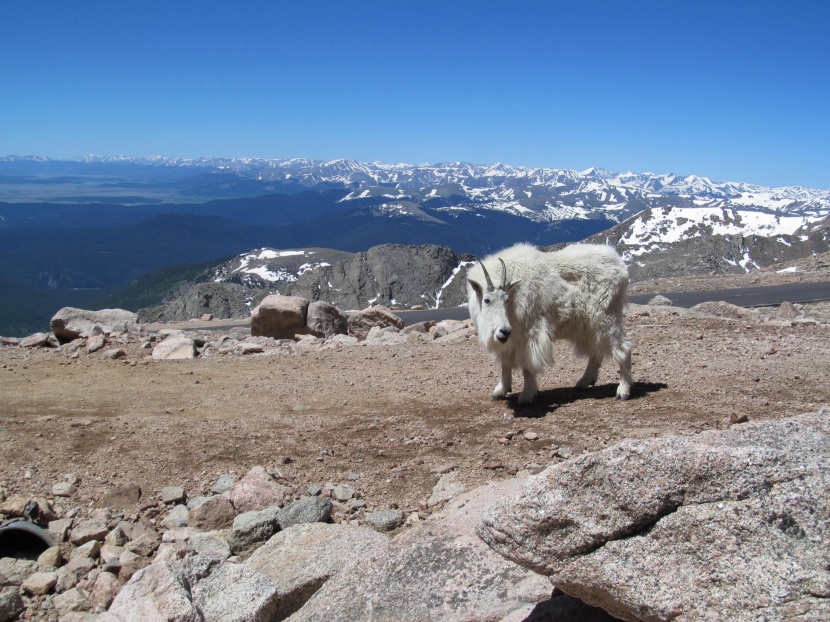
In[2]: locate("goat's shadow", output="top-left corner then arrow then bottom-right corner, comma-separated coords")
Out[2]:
505,381 -> 668,418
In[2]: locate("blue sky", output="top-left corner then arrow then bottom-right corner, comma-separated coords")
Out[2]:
2,1 -> 828,188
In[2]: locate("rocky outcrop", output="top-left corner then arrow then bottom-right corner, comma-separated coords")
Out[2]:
50,307 -> 139,343
478,411 -> 830,622
283,244 -> 473,311
5,414 -> 829,620
137,244 -> 474,322
580,213 -> 830,282
137,282 -> 270,324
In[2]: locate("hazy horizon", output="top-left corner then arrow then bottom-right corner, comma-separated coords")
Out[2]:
2,1 -> 828,189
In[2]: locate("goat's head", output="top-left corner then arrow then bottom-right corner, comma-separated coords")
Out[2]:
467,258 -> 520,346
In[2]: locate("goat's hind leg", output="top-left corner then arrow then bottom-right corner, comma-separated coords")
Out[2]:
576,354 -> 601,389
491,363 -> 513,400
616,348 -> 633,400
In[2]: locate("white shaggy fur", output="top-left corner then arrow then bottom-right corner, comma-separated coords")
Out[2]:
466,243 -> 633,405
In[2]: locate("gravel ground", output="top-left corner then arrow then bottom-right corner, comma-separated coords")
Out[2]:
2,292 -> 830,520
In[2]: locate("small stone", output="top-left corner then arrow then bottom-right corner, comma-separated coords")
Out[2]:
37,545 -> 63,569
188,494 -> 235,531
229,506 -> 282,555
86,334 -> 106,353
230,465 -> 289,513
211,473 -> 236,494
124,532 -> 161,557
332,484 -> 355,502
55,566 -> 79,593
648,294 -> 673,306
70,519 -> 109,545
482,460 -> 504,470
161,486 -> 186,504
365,509 -> 404,532
102,483 -> 141,508
71,540 -> 100,561
21,571 -> 58,596
161,504 -> 190,529
100,348 -> 127,360
48,517 -> 73,542
279,496 -> 333,529
52,586 -> 93,615
91,571 -> 121,610
51,481 -> 77,497
188,531 -> 232,559
433,462 -> 458,475
729,413 -> 750,425
523,432 -> 540,441
0,587 -> 24,621
104,525 -> 128,547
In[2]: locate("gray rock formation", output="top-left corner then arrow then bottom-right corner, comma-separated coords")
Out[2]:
478,411 -> 830,622
283,244 -> 473,311
138,282 -> 269,324
137,244 -> 473,322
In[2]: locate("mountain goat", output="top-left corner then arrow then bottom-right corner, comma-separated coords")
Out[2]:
466,243 -> 633,405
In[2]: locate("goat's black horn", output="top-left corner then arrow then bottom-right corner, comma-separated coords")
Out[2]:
477,260 -> 495,292
498,258 -> 507,289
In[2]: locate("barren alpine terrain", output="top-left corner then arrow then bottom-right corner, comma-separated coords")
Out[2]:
2,286 -> 830,523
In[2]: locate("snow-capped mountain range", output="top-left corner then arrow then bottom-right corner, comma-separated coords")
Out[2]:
3,154 -> 830,280
3,154 -> 828,228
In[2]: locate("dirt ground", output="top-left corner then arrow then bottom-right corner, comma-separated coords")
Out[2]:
2,289 -> 830,523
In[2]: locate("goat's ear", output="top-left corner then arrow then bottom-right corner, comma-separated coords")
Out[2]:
468,279 -> 483,302
507,279 -> 521,294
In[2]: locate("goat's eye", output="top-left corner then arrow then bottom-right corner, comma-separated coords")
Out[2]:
483,297 -> 491,305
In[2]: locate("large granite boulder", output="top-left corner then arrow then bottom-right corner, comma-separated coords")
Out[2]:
250,295 -> 309,339
245,522 -> 389,620
101,553 -> 278,622
478,411 -> 830,622
51,307 -> 138,342
305,301 -> 348,338
287,479 -> 552,622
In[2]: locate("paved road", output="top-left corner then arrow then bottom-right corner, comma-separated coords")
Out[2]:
627,280 -> 830,309
187,281 -> 830,330
398,280 -> 830,326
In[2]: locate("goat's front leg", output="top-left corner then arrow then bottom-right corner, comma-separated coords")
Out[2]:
491,363 -> 512,400
518,369 -> 538,405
